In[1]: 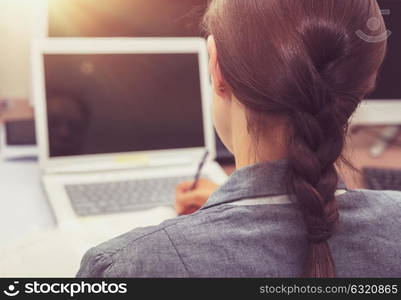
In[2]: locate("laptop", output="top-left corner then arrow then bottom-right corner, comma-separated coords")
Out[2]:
32,38 -> 228,228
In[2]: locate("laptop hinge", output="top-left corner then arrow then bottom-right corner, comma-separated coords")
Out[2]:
43,154 -> 195,175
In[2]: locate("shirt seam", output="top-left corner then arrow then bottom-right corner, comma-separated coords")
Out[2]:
106,225 -> 177,259
163,228 -> 191,277
106,256 -> 119,278
105,214 -> 203,259
101,226 -> 190,277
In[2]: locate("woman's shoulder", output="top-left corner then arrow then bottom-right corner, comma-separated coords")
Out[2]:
338,188 -> 401,218
341,189 -> 401,205
75,215 -> 190,278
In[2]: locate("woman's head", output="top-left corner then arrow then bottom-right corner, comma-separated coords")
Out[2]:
204,0 -> 387,277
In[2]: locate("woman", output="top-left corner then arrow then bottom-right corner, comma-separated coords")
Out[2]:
77,0 -> 401,277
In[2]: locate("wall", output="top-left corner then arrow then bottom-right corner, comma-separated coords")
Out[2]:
0,0 -> 47,100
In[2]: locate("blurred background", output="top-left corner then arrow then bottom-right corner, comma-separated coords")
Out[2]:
0,0 -> 400,277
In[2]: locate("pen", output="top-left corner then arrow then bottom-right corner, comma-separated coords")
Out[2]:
189,150 -> 209,191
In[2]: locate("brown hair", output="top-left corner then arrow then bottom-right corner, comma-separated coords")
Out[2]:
204,0 -> 387,277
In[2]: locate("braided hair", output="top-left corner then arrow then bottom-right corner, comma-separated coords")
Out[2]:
204,0 -> 387,277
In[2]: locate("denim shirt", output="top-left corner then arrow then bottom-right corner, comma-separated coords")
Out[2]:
77,160 -> 401,277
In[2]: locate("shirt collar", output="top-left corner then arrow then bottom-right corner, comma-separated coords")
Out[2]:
201,159 -> 347,210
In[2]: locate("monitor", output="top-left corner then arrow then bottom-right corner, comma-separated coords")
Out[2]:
353,0 -> 401,124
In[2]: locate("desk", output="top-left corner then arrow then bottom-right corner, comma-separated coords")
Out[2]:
0,159 -> 185,276
341,128 -> 401,188
0,100 -> 401,277
0,160 -> 55,245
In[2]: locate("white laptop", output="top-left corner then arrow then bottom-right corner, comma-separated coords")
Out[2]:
32,38 -> 228,230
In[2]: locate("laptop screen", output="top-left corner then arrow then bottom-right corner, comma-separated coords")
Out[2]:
43,53 -> 205,157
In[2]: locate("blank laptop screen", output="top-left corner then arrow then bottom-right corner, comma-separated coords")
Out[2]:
43,53 -> 205,157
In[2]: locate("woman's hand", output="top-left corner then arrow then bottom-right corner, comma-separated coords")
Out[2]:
175,179 -> 219,215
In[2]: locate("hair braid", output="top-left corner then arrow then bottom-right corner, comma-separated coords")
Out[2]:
204,0 -> 387,277
287,80 -> 348,277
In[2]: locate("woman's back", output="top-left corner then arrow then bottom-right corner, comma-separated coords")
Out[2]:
77,161 -> 401,277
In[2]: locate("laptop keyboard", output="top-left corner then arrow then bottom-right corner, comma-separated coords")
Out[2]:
65,175 -> 193,216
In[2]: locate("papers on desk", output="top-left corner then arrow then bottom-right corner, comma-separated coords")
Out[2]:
0,228 -> 94,277
0,206 -> 176,277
